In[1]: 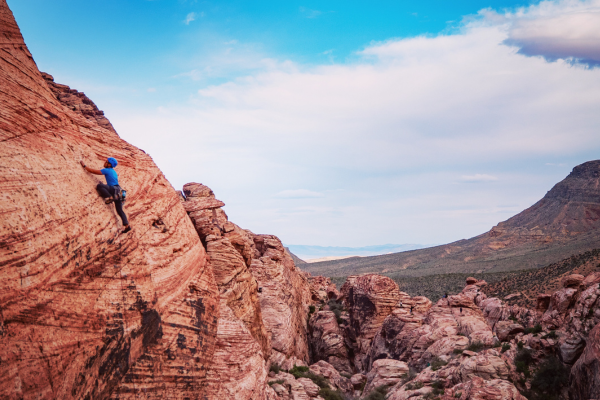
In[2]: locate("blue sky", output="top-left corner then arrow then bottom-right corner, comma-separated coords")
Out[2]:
9,0 -> 600,247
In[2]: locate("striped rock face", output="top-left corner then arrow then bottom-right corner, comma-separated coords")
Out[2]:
0,1 -> 219,398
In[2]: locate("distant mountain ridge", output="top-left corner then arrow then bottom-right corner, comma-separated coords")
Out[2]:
285,243 -> 430,261
301,160 -> 600,278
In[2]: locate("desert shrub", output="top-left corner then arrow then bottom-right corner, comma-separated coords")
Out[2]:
431,380 -> 444,390
362,385 -> 388,400
542,330 -> 558,340
515,348 -> 534,378
526,356 -> 569,400
430,380 -> 446,396
492,340 -> 502,348
405,381 -> 424,390
454,392 -> 462,398
509,315 -> 518,322
341,372 -> 352,379
268,379 -> 285,386
467,341 -> 484,352
453,348 -> 464,355
289,365 -> 309,377
289,365 -> 330,389
401,368 -> 418,384
308,373 -> 330,389
318,387 -> 344,400
525,324 -> 542,334
309,305 -> 316,314
431,357 -> 448,371
517,341 -> 524,349
501,343 -> 511,353
269,363 -> 281,374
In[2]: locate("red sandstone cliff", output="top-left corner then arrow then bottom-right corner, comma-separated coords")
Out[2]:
3,2 -> 600,399
0,1 -> 218,398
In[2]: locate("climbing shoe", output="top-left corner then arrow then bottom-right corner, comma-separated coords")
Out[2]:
105,198 -> 114,204
122,226 -> 132,234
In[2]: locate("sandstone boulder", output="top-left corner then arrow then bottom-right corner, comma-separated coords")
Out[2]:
562,274 -> 584,288
350,373 -> 367,389
308,275 -> 340,303
363,359 -> 409,393
466,277 -> 478,285
495,321 -> 524,342
309,360 -> 352,393
297,378 -> 320,397
559,334 -> 586,364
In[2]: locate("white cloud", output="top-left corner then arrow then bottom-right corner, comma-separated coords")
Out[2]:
184,12 -> 197,25
116,0 -> 600,246
501,0 -> 600,66
275,190 -> 325,199
460,174 -> 499,182
147,87 -> 156,92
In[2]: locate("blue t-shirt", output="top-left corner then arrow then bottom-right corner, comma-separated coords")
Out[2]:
101,168 -> 119,186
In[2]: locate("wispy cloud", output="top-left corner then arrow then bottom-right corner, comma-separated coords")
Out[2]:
460,174 -> 499,183
299,6 -> 323,18
184,12 -> 203,25
275,189 -> 325,199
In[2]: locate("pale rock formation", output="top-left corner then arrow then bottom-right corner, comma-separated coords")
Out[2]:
308,311 -> 352,374
182,183 -> 315,397
251,234 -> 312,364
308,275 -> 340,303
455,350 -> 509,382
443,376 -> 526,400
363,359 -> 409,393
366,308 -> 429,368
309,360 -> 352,393
495,321 -> 525,342
340,274 -> 402,371
350,373 -> 367,389
0,2 -> 219,398
297,378 -> 320,397
204,299 -> 270,400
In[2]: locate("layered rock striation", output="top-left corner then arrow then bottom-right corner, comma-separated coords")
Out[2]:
0,1 -> 219,398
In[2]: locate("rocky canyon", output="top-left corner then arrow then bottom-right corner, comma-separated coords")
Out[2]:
1,1 -> 600,399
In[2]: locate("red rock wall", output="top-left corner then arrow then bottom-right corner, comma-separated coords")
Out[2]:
181,183 -> 313,398
0,2 -> 219,398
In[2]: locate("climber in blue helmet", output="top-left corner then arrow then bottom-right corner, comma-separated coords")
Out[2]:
80,157 -> 131,234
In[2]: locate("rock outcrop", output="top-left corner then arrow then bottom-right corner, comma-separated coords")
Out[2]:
180,182 -> 313,398
0,2 -> 219,398
340,274 -> 402,371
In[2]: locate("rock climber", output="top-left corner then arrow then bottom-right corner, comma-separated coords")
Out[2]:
80,158 -> 131,233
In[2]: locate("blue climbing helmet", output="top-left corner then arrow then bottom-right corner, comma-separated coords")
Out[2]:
107,157 -> 118,168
